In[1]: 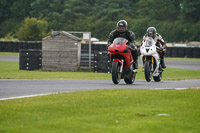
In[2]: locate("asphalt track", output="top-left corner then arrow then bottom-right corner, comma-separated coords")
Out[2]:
1,79 -> 200,100
0,55 -> 200,100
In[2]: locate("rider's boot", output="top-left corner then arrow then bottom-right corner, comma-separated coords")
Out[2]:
160,58 -> 166,68
134,60 -> 138,69
132,50 -> 138,69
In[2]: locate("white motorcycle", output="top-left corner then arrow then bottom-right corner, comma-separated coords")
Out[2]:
140,37 -> 163,82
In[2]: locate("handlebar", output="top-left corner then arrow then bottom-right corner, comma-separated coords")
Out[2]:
127,45 -> 137,51
156,46 -> 163,51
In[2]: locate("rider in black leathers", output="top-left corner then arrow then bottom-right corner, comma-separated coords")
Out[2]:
107,20 -> 138,69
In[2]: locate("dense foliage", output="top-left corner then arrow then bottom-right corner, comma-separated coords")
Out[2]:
0,0 -> 200,41
16,17 -> 49,41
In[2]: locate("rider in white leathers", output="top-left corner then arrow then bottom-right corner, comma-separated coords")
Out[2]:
142,27 -> 166,68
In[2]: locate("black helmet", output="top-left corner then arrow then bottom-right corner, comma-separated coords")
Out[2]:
117,20 -> 128,32
147,27 -> 157,38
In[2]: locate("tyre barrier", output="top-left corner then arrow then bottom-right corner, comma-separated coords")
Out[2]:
19,49 -> 42,70
2,41 -> 199,58
166,47 -> 200,58
94,51 -> 111,73
185,48 -> 193,58
193,48 -> 200,58
0,41 -> 42,52
81,43 -> 107,54
80,44 -> 107,69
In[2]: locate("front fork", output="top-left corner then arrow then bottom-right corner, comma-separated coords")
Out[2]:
143,56 -> 154,71
112,59 -> 124,73
120,59 -> 124,73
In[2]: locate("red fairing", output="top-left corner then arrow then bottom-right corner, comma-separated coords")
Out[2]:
108,38 -> 133,69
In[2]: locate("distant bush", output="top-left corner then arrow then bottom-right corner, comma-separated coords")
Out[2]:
0,33 -> 18,41
16,17 -> 49,41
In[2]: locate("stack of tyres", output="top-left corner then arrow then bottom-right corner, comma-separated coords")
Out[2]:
20,41 -> 28,50
28,41 -> 35,49
14,41 -> 19,52
8,41 -> 14,52
0,41 -> 3,52
165,47 -> 171,57
32,41 -> 39,49
19,49 -> 42,70
177,47 -> 186,57
186,48 -> 193,58
171,47 -> 178,57
94,51 -> 111,73
3,41 -> 9,52
92,44 -> 107,54
6,41 -> 11,52
193,47 -> 200,58
38,42 -> 42,49
18,42 -> 23,50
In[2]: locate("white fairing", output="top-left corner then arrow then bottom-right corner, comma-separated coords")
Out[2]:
140,37 -> 160,76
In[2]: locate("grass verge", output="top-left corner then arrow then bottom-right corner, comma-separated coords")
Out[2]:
0,62 -> 200,80
165,57 -> 200,61
0,52 -> 19,56
0,89 -> 200,133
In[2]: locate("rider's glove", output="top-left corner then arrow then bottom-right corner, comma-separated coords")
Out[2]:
130,42 -> 137,51
156,47 -> 163,51
160,47 -> 163,51
106,42 -> 112,50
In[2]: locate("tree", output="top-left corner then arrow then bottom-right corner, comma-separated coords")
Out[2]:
136,0 -> 181,21
180,0 -> 200,22
1,0 -> 200,41
16,17 -> 49,41
11,0 -> 34,20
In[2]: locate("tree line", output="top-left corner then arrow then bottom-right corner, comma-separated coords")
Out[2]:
0,0 -> 200,42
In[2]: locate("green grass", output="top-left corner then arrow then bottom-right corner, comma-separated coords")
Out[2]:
0,89 -> 200,133
0,62 -> 111,79
0,61 -> 200,80
165,57 -> 200,61
0,52 -> 19,56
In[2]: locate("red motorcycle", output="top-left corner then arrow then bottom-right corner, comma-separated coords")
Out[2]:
108,37 -> 137,84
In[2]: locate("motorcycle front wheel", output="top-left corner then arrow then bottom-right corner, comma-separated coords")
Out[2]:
144,60 -> 152,82
112,61 -> 121,84
153,65 -> 162,82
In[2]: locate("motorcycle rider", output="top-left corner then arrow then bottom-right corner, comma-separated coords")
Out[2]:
107,20 -> 138,69
142,27 -> 166,68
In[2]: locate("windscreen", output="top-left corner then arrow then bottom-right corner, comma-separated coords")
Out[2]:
113,37 -> 128,45
144,37 -> 154,47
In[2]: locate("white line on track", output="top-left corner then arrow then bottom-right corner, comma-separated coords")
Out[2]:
0,93 -> 54,101
0,88 -> 188,101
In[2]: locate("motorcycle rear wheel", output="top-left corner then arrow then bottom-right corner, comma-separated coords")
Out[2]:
124,65 -> 136,84
144,60 -> 152,82
112,61 -> 121,84
124,72 -> 136,84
